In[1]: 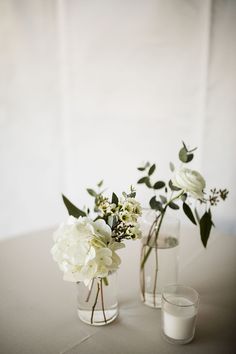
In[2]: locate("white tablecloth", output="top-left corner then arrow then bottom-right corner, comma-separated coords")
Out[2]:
0,226 -> 236,354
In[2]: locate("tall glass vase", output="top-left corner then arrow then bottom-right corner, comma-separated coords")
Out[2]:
77,271 -> 118,326
140,210 -> 180,308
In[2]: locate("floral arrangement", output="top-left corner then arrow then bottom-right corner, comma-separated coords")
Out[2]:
51,183 -> 142,286
137,142 -> 229,268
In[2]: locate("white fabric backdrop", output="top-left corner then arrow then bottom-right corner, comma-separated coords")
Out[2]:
0,0 -> 235,240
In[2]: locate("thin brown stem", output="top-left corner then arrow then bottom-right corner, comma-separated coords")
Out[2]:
140,244 -> 146,301
90,282 -> 100,325
100,279 -> 107,323
153,245 -> 158,307
85,278 -> 95,302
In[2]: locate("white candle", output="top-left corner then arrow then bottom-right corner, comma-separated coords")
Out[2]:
162,296 -> 197,340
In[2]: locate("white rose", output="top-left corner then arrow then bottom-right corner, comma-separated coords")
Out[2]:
172,167 -> 206,199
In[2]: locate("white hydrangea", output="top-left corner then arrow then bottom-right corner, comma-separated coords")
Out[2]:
51,216 -> 124,286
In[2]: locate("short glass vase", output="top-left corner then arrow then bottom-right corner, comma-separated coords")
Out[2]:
77,271 -> 118,326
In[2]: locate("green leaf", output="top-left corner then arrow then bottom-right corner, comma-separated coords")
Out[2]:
112,192 -> 119,205
148,164 -> 156,176
160,195 -> 167,204
181,193 -> 187,202
97,180 -> 103,187
145,177 -> 152,188
194,207 -> 200,224
179,146 -> 188,162
137,167 -> 146,171
154,181 -> 165,189
183,202 -> 197,225
149,196 -> 163,212
169,180 -> 181,191
186,153 -> 194,163
169,162 -> 175,172
87,188 -> 97,197
103,277 -> 109,286
108,215 -> 114,228
169,201 -> 179,210
137,177 -> 148,184
200,210 -> 213,247
62,194 -> 86,218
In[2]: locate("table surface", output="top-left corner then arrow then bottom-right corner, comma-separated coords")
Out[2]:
0,226 -> 236,354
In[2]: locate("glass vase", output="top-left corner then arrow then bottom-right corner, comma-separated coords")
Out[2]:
77,271 -> 118,326
140,210 -> 180,308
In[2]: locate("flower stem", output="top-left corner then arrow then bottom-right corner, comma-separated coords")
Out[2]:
141,191 -> 183,269
100,279 -> 107,324
90,282 -> 100,324
153,245 -> 158,307
85,278 -> 94,302
140,244 -> 146,301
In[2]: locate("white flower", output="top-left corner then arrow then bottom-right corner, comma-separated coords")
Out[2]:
126,224 -> 142,240
121,198 -> 142,217
51,216 -> 123,285
172,167 -> 206,199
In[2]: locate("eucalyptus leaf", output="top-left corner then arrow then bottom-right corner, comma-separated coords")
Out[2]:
200,210 -> 213,247
112,192 -> 119,206
154,181 -> 165,189
149,196 -> 163,212
97,180 -> 103,187
169,180 -> 181,191
149,196 -> 157,209
169,201 -> 179,210
160,195 -> 167,204
137,177 -> 148,184
194,207 -> 200,224
87,188 -> 97,197
179,146 -> 188,162
145,177 -> 152,188
181,193 -> 187,202
148,164 -> 156,176
183,202 -> 197,225
186,153 -> 194,163
169,162 -> 175,172
137,167 -> 146,171
62,194 -> 86,218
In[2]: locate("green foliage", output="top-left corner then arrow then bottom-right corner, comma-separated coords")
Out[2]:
169,162 -> 175,172
200,209 -> 214,247
153,181 -> 165,189
179,141 -> 197,163
149,196 -> 163,212
160,195 -> 167,204
112,192 -> 119,206
97,180 -> 103,188
62,194 -> 86,218
169,201 -> 179,210
137,177 -> 148,184
183,202 -> 197,225
87,188 -> 97,197
148,164 -> 156,176
169,180 -> 181,191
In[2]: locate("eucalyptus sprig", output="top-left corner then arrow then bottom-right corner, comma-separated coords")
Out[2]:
137,142 -> 229,258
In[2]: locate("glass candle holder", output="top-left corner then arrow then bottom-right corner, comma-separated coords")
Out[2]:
161,284 -> 199,344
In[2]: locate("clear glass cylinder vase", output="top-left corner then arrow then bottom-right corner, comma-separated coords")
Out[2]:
77,271 -> 118,326
140,210 -> 180,308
